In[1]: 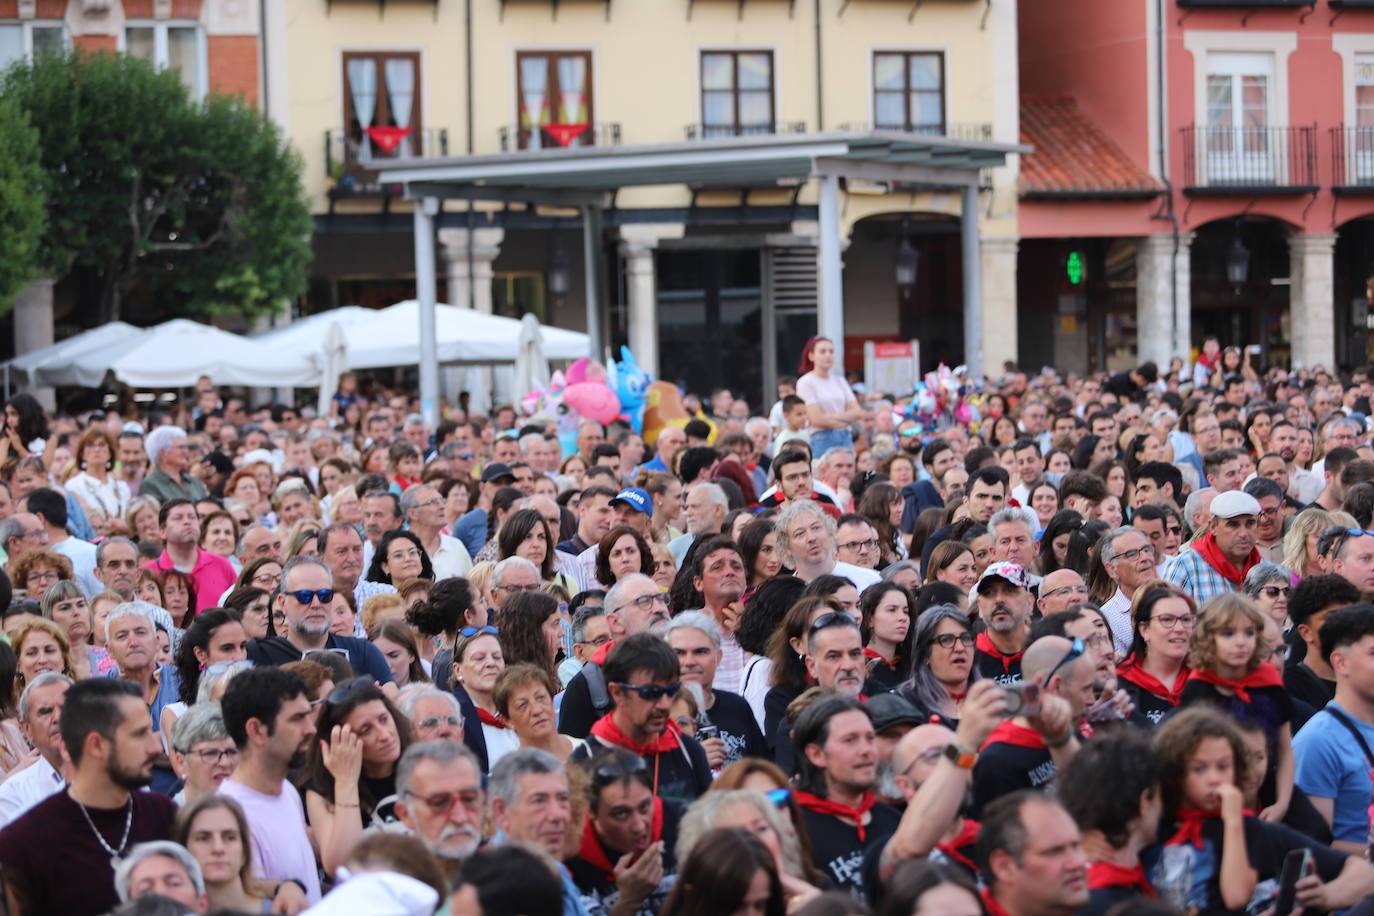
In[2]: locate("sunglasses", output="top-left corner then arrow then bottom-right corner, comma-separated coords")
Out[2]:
593,755 -> 648,784
459,626 -> 499,638
613,681 -> 681,702
1319,526 -> 1374,557
1045,637 -> 1085,684
1259,585 -> 1290,599
808,611 -> 859,635
326,675 -> 377,705
767,788 -> 791,808
289,588 -> 335,605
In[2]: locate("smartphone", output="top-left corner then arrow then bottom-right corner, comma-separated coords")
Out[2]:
1273,847 -> 1311,916
1247,344 -> 1262,355
1001,683 -> 1041,718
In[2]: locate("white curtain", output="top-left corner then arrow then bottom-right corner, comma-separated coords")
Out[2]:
557,56 -> 586,123
347,58 -> 378,159
385,59 -> 414,154
520,57 -> 549,149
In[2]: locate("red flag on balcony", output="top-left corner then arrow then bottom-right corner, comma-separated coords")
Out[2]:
366,125 -> 414,154
544,123 -> 589,147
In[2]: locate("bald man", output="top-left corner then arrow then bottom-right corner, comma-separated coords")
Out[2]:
1036,570 -> 1088,617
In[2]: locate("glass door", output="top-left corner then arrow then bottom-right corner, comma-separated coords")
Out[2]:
1205,52 -> 1275,185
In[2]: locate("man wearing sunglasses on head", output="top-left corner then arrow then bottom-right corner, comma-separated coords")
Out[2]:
246,556 -> 394,693
570,633 -> 712,805
970,634 -> 1090,820
1329,524 -> 1374,600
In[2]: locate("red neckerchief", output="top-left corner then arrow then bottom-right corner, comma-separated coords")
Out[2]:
576,797 -> 665,881
588,712 -> 681,755
980,888 -> 1013,916
948,690 -> 968,703
1166,807 -> 1214,849
1088,862 -> 1156,896
981,720 -> 1046,751
794,790 -> 878,843
936,818 -> 981,871
863,647 -> 897,669
1193,532 -> 1261,586
1117,656 -> 1189,706
475,707 -> 507,729
1186,661 -> 1283,704
590,641 -> 616,666
975,632 -> 1023,674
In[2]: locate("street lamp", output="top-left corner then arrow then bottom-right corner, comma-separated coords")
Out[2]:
548,235 -> 570,302
895,234 -> 919,295
1225,234 -> 1250,288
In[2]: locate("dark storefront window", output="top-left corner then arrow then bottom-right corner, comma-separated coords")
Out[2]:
656,249 -> 763,399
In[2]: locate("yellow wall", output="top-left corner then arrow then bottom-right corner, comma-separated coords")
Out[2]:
282,0 -> 1016,235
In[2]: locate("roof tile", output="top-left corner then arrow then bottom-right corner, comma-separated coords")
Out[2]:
1020,96 -> 1163,197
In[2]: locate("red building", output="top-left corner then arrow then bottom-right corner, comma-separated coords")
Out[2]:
1019,0 -> 1374,373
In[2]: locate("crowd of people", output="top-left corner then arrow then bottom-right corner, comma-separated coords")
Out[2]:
4,335 -> 1374,915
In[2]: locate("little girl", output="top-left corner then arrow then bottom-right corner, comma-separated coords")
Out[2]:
1149,707 -> 1348,914
1178,594 -> 1293,823
388,441 -> 423,492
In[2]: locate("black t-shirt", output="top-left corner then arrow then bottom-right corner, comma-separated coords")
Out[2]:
865,658 -> 905,691
1284,663 -> 1335,715
247,634 -> 394,684
800,801 -> 901,898
1078,885 -> 1140,916
970,725 -> 1055,820
1119,680 -> 1177,727
972,648 -> 1023,686
0,789 -> 177,916
1178,680 -> 1293,742
1145,814 -> 1347,915
706,689 -> 768,766
570,733 -> 713,805
763,684 -> 803,750
558,666 -> 604,739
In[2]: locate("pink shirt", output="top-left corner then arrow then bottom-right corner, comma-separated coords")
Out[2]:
796,371 -> 855,420
144,548 -> 237,615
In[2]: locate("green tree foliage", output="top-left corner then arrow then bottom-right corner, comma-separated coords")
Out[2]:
0,93 -> 45,312
2,50 -> 311,323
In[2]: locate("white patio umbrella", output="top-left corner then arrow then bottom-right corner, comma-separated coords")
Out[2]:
315,322 -> 350,416
513,312 -> 550,402
4,321 -> 146,387
99,319 -> 320,388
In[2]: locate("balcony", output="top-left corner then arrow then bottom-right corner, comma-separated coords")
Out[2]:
836,121 -> 994,141
1177,0 -> 1313,6
325,127 -> 448,202
498,122 -> 622,152
1180,124 -> 1317,194
684,121 -> 807,140
1330,126 -> 1374,191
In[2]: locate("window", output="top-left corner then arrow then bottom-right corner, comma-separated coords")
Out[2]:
342,51 -> 422,162
700,51 -> 774,138
123,23 -> 203,97
873,52 -> 944,134
0,21 -> 67,69
1204,52 -> 1274,183
516,52 -> 593,150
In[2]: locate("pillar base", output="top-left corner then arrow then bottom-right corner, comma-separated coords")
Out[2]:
1136,234 -> 1193,368
1289,232 -> 1337,371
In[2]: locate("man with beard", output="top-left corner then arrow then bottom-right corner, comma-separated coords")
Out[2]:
977,791 -> 1091,916
791,695 -> 900,897
0,673 -> 70,826
971,636 -> 1091,818
972,562 -> 1035,685
570,634 -> 712,804
1270,420 -> 1322,504
899,438 -> 952,536
245,555 -> 393,686
489,749 -> 592,916
219,666 -> 322,903
566,747 -> 680,916
395,741 -> 484,884
0,679 -> 174,916
662,612 -> 765,769
1165,491 -> 1263,606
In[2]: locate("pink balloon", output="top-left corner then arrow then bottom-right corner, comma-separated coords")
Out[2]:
562,382 -> 621,424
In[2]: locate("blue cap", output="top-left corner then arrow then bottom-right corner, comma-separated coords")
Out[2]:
610,487 -> 651,515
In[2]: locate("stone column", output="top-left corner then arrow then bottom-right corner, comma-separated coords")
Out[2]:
1289,232 -> 1338,371
618,223 -> 684,377
1136,234 -> 1193,368
437,227 -> 505,313
14,277 -> 54,410
980,236 -> 1019,377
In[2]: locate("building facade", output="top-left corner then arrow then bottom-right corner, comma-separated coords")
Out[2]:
271,0 -> 1020,402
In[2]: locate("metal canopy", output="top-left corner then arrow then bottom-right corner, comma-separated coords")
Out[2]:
374,130 -> 1028,426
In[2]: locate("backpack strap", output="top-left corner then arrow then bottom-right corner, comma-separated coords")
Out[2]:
583,661 -> 613,716
1323,705 -> 1374,768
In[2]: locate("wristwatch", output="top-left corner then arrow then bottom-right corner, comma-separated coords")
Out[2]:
943,742 -> 978,769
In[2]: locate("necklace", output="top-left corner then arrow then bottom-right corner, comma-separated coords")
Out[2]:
73,792 -> 134,868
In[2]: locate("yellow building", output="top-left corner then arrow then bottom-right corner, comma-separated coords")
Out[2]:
268,0 -> 1020,401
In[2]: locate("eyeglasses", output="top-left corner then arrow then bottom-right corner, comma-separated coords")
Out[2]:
577,634 -> 612,648
326,675 -> 376,705
190,747 -> 239,765
900,746 -> 947,779
494,583 -> 541,594
1041,583 -> 1088,601
1259,585 -> 1290,599
837,538 -> 880,553
404,790 -> 482,813
456,452 -> 475,460
459,626 -> 499,638
1151,612 -> 1196,630
1045,637 -> 1085,684
1109,544 -> 1156,564
25,571 -> 59,584
1257,507 -> 1281,520
415,715 -> 462,731
613,681 -> 681,702
808,611 -> 859,635
612,593 -> 669,614
932,632 -> 975,650
289,588 -> 334,605
412,498 -> 444,509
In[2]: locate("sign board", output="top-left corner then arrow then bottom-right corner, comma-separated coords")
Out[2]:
864,340 -> 921,396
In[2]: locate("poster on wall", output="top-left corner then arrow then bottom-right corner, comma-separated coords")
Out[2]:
864,341 -> 921,396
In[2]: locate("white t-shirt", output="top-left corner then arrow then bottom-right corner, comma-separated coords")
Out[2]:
830,561 -> 882,591
796,372 -> 855,420
0,757 -> 62,828
219,777 -> 323,903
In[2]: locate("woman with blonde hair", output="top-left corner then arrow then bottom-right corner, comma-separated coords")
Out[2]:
283,519 -> 322,560
125,495 -> 163,549
10,547 -> 73,604
1282,508 -> 1357,580
11,617 -> 79,699
678,789 -> 822,906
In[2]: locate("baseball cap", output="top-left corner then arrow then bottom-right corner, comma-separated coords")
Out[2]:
610,488 -> 651,515
1211,490 -> 1262,519
975,561 -> 1031,594
864,692 -> 922,734
480,462 -> 516,483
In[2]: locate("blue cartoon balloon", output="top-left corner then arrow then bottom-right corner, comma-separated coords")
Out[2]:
607,345 -> 654,433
